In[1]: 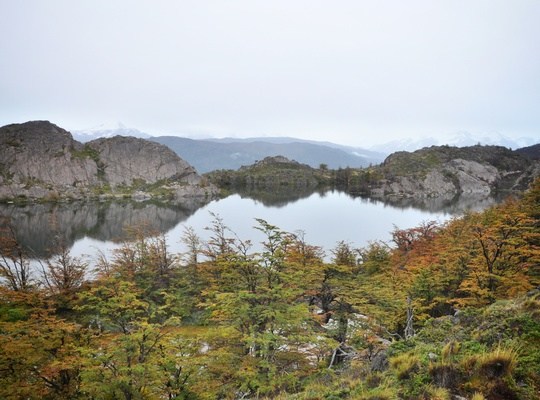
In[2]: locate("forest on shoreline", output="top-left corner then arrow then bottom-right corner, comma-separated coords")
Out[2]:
0,180 -> 539,399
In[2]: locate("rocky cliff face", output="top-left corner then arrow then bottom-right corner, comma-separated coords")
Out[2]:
87,136 -> 202,186
373,145 -> 538,197
0,121 -> 217,201
0,121 -> 98,198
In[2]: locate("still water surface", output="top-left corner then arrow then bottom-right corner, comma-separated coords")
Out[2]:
0,190 -> 500,263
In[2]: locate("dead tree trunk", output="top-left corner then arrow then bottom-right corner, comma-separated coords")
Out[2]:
404,296 -> 415,340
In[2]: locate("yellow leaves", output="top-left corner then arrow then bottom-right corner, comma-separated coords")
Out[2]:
0,302 -> 83,399
388,193 -> 540,312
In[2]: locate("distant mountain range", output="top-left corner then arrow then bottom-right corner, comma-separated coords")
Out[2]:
70,124 -> 538,173
369,131 -> 538,154
72,123 -> 152,142
151,136 -> 385,173
515,143 -> 540,160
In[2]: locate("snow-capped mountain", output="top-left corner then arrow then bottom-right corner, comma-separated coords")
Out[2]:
72,123 -> 152,143
370,131 -> 538,155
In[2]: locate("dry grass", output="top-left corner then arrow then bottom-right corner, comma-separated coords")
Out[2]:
477,346 -> 517,379
471,392 -> 486,400
389,352 -> 421,380
441,340 -> 460,360
423,385 -> 451,400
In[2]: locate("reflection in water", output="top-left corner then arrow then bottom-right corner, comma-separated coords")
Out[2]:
0,198 -> 210,258
0,189 -> 504,259
230,187 -> 505,213
363,192 -> 505,214
235,186 -> 328,208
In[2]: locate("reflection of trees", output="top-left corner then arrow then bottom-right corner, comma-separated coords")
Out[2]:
234,186 -> 327,208
0,198 -> 211,258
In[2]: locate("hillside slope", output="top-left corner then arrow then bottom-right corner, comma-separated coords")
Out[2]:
515,143 -> 540,160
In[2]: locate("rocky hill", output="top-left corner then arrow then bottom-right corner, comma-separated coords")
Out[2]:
206,145 -> 540,199
0,121 -> 217,202
370,145 -> 539,197
206,155 -> 329,192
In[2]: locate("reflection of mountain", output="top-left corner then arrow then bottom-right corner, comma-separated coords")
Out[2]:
1,189 -> 504,258
359,192 -> 503,214
0,198 -> 209,258
234,186 -> 325,208
232,186 -> 502,214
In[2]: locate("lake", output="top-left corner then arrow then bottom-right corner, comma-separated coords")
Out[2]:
0,189 -> 501,264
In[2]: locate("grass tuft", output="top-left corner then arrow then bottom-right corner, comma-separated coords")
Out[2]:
428,362 -> 461,388
389,352 -> 420,380
477,346 -> 517,379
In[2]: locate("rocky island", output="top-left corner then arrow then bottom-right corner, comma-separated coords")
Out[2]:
0,121 -> 218,202
206,145 -> 540,200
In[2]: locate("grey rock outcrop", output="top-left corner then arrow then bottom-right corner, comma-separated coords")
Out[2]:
375,145 -> 539,198
0,121 -> 217,201
87,136 -> 202,186
0,121 -> 98,191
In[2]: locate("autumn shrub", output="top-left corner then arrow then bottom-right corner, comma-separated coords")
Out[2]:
414,316 -> 458,344
0,302 -> 29,321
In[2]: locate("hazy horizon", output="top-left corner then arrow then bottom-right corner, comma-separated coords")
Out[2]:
1,1 -> 539,148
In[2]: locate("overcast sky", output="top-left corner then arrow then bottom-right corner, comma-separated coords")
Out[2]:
1,1 -> 539,147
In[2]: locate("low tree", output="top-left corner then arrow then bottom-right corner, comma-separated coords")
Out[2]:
41,236 -> 88,306
0,218 -> 35,292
